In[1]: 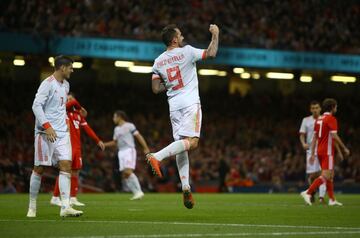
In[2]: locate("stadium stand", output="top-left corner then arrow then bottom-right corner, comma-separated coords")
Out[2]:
0,0 -> 359,53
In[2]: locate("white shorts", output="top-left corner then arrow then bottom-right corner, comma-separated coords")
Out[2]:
118,148 -> 137,171
34,133 -> 71,167
306,153 -> 321,174
170,103 -> 202,141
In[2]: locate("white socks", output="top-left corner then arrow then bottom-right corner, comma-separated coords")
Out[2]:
319,183 -> 326,198
29,171 -> 42,209
126,173 -> 142,194
176,151 -> 190,191
153,139 -> 190,161
59,171 -> 71,209
152,139 -> 192,190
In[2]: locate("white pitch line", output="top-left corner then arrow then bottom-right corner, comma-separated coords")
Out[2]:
1,219 -> 360,231
54,231 -> 360,238
127,209 -> 144,212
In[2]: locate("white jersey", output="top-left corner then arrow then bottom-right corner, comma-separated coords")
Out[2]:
32,75 -> 69,138
152,45 -> 206,111
113,122 -> 139,151
299,115 -> 317,155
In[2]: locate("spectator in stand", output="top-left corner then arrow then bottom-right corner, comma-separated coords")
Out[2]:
0,0 -> 359,53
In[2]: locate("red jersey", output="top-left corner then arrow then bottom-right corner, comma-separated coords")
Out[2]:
314,112 -> 338,156
67,101 -> 100,152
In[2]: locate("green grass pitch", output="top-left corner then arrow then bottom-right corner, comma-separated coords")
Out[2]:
0,193 -> 360,238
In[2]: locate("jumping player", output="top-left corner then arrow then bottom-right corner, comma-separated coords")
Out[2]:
146,24 -> 219,209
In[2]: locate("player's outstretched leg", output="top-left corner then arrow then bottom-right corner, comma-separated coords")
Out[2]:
27,170 -> 42,217
146,139 -> 191,178
153,139 -> 190,161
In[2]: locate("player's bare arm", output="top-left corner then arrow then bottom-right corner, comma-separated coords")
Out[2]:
104,140 -> 117,148
152,78 -> 166,94
134,133 -> 150,155
97,141 -> 105,151
331,132 -> 350,156
205,24 -> 219,58
80,107 -> 87,117
299,133 -> 309,150
334,141 -> 344,161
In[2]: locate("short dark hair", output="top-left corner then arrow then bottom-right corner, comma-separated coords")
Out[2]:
114,110 -> 128,120
322,98 -> 337,112
310,100 -> 320,106
161,24 -> 178,46
68,92 -> 76,97
54,55 -> 73,70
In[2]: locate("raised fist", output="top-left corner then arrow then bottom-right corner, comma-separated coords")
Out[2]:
209,24 -> 219,35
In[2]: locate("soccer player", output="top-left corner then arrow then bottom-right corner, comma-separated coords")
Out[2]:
104,110 -> 150,200
146,24 -> 219,209
50,92 -> 105,207
299,101 -> 326,203
27,55 -> 82,217
301,98 -> 350,206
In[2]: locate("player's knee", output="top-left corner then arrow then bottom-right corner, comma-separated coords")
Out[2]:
189,138 -> 199,150
122,169 -> 133,179
33,166 -> 44,175
321,171 -> 331,180
58,161 -> 72,173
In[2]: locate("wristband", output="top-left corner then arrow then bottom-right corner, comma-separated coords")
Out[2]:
43,122 -> 52,129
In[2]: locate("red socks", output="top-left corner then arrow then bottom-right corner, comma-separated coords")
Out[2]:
307,176 -> 326,195
53,175 -> 79,197
53,176 -> 60,197
326,180 -> 335,200
71,176 -> 78,197
307,176 -> 335,201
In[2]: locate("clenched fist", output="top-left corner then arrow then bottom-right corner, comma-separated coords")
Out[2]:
209,24 -> 219,35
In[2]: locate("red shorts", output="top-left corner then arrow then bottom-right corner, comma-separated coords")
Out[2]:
71,149 -> 82,170
318,154 -> 334,170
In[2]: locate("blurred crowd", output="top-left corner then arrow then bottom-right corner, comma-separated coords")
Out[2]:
1,0 -> 360,53
0,77 -> 359,194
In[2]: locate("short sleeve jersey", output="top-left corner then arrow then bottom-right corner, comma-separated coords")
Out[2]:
314,112 -> 338,156
113,122 -> 139,151
32,75 -> 69,138
152,45 -> 206,111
